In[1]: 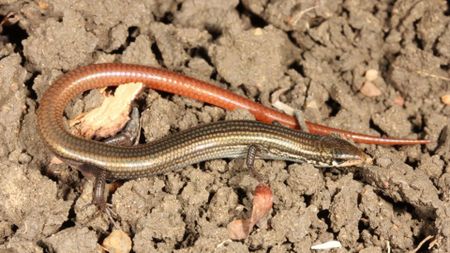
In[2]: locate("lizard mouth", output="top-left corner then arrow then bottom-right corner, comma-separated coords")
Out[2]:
334,152 -> 373,167
338,152 -> 373,167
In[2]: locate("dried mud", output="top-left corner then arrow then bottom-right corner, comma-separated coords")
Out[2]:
0,0 -> 449,252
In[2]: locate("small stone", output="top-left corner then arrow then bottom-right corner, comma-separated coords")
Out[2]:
102,230 -> 132,253
360,81 -> 382,97
441,94 -> 450,105
365,69 -> 379,81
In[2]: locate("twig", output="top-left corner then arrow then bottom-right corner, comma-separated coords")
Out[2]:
415,70 -> 450,81
410,235 -> 434,253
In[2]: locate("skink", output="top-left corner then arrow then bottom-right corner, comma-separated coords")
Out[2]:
37,63 -> 429,145
35,63 -> 416,207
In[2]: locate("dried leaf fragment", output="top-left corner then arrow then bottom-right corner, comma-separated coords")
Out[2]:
271,87 -> 295,116
69,82 -> 143,139
227,184 -> 273,240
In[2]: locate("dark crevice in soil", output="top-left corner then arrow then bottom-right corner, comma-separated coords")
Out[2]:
238,84 -> 260,102
288,61 -> 305,77
60,208 -> 76,229
209,69 -> 218,81
352,170 -> 364,182
412,20 -> 424,50
205,25 -> 222,41
431,38 -> 441,57
378,193 -> 432,220
444,1 -> 450,15
11,224 -> 18,233
188,46 -> 212,66
341,7 -> 350,19
249,242 -> 264,251
198,205 -> 207,218
198,161 -> 208,173
368,118 -> 388,137
408,116 -> 426,134
304,194 -> 312,206
152,237 -> 164,244
127,26 -> 139,43
357,214 -> 368,229
325,97 -> 341,117
1,21 -> 28,52
109,44 -> 125,55
39,164 -> 59,183
286,31 -> 300,48
150,42 -> 164,66
182,222 -> 200,248
176,2 -> 183,11
236,1 -> 268,28
305,31 -> 326,47
436,126 -> 448,151
308,17 -> 327,29
206,190 -> 215,205
412,224 -> 438,253
110,26 -> 139,55
138,127 -> 146,144
412,239 -> 431,253
235,187 -> 248,205
36,240 -> 49,252
382,29 -> 390,41
156,89 -> 177,101
384,1 -> 396,29
357,219 -> 370,241
404,158 -> 419,169
175,230 -> 190,249
377,57 -> 390,80
160,12 -> 174,24
317,209 -> 331,227
372,3 -> 380,15
24,71 -> 39,100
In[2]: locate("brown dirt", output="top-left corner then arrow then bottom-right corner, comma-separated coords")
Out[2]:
0,0 -> 449,252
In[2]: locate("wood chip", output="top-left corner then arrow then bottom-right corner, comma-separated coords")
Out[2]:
69,82 -> 144,139
271,87 -> 295,115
